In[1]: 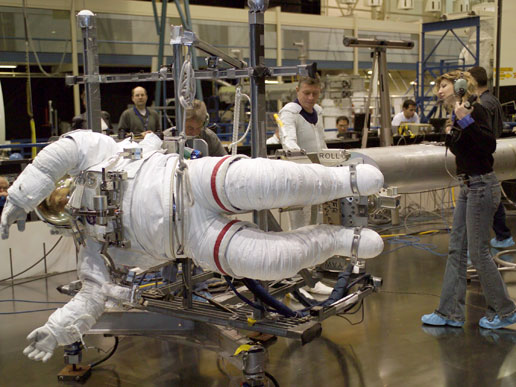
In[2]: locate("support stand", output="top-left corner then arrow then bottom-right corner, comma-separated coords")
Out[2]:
343,37 -> 414,147
57,342 -> 91,383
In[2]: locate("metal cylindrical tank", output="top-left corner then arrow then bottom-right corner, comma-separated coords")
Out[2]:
348,138 -> 516,193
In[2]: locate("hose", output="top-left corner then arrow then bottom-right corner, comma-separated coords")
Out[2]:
242,278 -> 303,318
89,336 -> 119,369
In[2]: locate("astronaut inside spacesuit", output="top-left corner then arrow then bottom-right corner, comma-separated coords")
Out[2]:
0,130 -> 384,363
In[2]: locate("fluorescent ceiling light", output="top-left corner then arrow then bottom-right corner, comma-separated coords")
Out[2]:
0,65 -> 17,69
265,80 -> 279,84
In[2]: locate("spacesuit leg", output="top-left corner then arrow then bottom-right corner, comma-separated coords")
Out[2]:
186,206 -> 383,281
187,156 -> 383,214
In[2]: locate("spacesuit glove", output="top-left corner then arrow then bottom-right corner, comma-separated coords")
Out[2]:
1,199 -> 26,239
22,325 -> 58,363
101,282 -> 132,303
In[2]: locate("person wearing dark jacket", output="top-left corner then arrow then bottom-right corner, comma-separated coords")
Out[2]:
469,66 -> 514,249
71,90 -> 114,135
422,70 -> 516,330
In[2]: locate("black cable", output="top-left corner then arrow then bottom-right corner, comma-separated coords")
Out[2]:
291,289 -> 317,308
216,357 -> 231,379
344,274 -> 370,292
0,236 -> 63,283
89,336 -> 119,369
224,276 -> 265,312
265,371 -> 280,387
337,300 -> 365,325
242,278 -> 300,318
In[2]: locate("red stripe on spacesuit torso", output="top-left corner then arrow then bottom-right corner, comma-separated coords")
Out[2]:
213,219 -> 240,276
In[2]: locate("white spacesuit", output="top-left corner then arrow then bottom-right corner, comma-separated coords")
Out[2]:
0,130 -> 384,363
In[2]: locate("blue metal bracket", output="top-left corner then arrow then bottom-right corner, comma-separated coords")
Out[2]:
417,17 -> 480,122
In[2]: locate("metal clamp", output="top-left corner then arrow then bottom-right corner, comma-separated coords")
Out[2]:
349,164 -> 359,195
121,148 -> 142,160
350,226 -> 362,264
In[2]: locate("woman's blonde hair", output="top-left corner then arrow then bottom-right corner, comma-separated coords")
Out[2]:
433,70 -> 477,106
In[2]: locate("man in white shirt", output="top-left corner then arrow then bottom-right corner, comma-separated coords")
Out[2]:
278,76 -> 327,153
278,76 -> 327,233
391,99 -> 419,127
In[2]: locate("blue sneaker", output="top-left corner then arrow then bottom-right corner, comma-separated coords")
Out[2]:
491,236 -> 515,249
479,312 -> 516,329
421,312 -> 464,327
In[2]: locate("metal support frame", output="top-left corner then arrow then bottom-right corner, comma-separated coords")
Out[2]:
66,5 -> 383,381
77,10 -> 102,133
344,37 -> 414,147
248,5 -> 268,284
416,16 -> 480,122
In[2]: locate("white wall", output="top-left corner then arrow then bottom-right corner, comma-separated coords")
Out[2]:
0,221 -> 77,281
500,0 -> 516,86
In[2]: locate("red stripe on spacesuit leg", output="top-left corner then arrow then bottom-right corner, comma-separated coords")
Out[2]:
213,219 -> 240,276
210,155 -> 232,213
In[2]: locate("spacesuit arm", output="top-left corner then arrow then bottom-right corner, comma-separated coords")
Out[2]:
1,132 -> 118,238
23,240 -> 124,362
279,109 -> 302,151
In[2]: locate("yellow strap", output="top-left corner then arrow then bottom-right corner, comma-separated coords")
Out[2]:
233,344 -> 252,356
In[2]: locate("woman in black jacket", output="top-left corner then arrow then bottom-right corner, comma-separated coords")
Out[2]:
422,70 -> 516,329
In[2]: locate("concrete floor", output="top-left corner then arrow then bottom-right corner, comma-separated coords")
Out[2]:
2,231 -> 516,386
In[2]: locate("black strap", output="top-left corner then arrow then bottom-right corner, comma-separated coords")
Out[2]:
133,107 -> 150,131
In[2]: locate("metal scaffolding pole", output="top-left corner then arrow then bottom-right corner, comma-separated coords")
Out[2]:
248,1 -> 268,231
77,10 -> 102,133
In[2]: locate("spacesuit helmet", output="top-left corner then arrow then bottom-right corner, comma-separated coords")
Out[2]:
35,176 -> 74,228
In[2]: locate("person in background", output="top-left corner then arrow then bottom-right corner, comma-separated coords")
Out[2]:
421,70 -> 516,330
391,99 -> 419,128
278,76 -> 327,231
277,76 -> 335,295
336,116 -> 351,139
118,86 -> 161,139
71,89 -> 113,135
278,75 -> 327,153
184,100 -> 227,157
0,176 -> 8,215
469,65 -> 514,249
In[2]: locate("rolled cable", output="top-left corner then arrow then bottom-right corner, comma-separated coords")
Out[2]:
228,92 -> 252,152
178,54 -> 196,110
231,86 -> 242,155
176,51 -> 196,254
